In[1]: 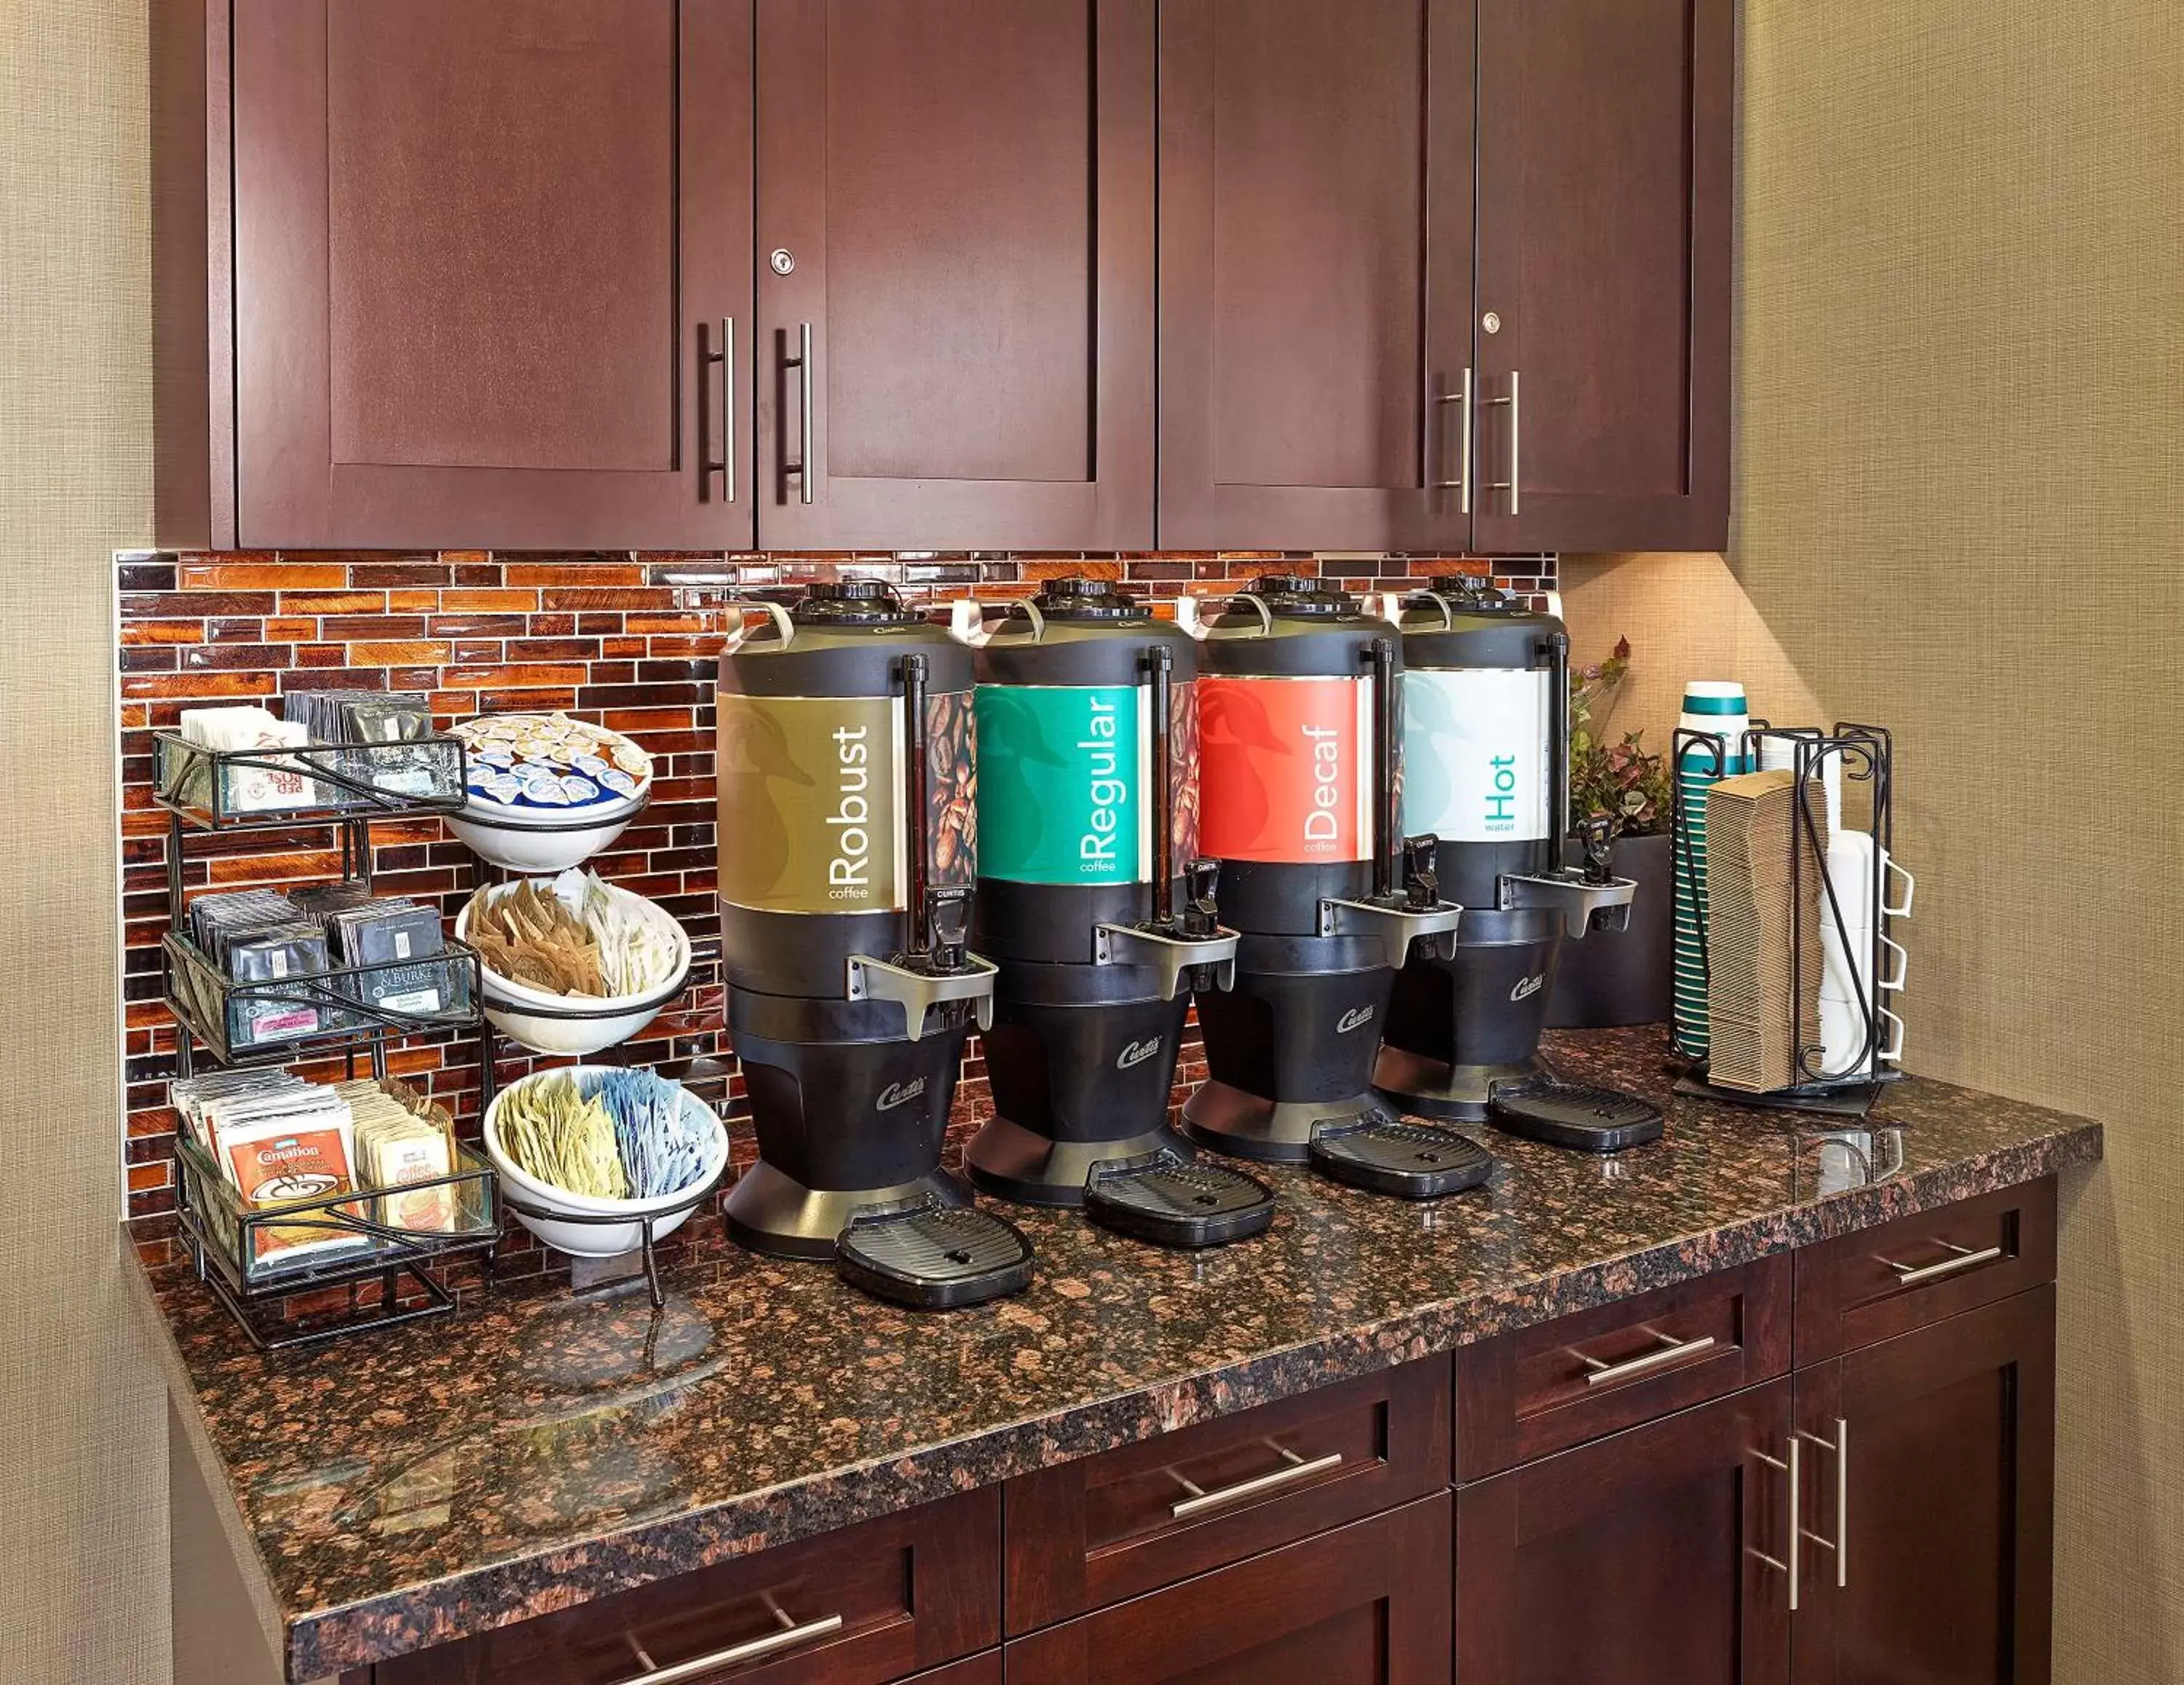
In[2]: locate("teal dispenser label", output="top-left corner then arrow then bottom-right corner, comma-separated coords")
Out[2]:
975,684 -> 1149,884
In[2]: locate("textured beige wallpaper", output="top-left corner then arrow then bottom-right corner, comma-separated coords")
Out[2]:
0,1 -> 167,1681
1565,3 -> 2184,1678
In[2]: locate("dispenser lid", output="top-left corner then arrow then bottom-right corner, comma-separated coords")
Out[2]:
791,577 -> 923,626
1232,575 -> 1360,619
1415,574 -> 1533,617
1031,577 -> 1144,622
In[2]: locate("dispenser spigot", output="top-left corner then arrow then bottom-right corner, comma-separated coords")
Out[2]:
926,885 -> 971,971
1401,834 -> 1441,911
1182,857 -> 1222,939
1577,816 -> 1616,886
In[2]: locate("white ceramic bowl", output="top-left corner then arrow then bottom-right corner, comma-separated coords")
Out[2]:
483,1068 -> 728,1258
446,787 -> 645,873
456,882 -> 691,1057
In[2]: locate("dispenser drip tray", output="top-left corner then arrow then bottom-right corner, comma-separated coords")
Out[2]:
835,1197 -> 1034,1311
1083,1151 -> 1276,1250
1487,1075 -> 1665,1153
1308,1112 -> 1495,1200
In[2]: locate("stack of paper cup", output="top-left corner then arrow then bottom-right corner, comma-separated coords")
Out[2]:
1673,682 -> 1751,1059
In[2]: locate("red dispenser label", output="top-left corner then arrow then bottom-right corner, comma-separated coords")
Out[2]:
1196,676 -> 1373,863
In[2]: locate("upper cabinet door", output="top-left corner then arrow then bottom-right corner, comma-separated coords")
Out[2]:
1471,0 -> 1733,553
230,0 -> 754,550
1159,0 -> 1476,551
754,0 -> 1155,551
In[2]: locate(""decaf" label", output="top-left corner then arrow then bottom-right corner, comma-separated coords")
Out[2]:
975,684 -> 1150,885
1197,676 -> 1373,864
717,693 -> 908,913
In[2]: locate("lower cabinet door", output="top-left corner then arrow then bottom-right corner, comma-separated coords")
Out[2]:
1792,1286 -> 2055,1685
1455,1379 -> 1794,1685
1004,1493 -> 1451,1685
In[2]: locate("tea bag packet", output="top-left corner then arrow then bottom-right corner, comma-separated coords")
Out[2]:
325,899 -> 449,1016
187,890 -> 335,1044
175,706 -> 317,811
286,691 -> 446,801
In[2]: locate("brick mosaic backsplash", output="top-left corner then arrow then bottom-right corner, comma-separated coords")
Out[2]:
119,549 -> 1553,1285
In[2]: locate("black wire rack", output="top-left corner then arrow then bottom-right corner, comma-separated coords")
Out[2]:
173,1129 -> 502,1351
156,738 -> 507,1345
1669,722 -> 1905,1117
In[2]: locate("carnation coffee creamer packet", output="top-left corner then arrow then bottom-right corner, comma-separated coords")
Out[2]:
215,1113 -> 369,1269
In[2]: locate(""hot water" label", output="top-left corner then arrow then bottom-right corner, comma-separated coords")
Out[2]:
1196,676 -> 1373,863
1400,667 -> 1551,842
974,684 -> 1153,885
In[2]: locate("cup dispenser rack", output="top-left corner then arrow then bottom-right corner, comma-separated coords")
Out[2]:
1668,722 -> 1907,1118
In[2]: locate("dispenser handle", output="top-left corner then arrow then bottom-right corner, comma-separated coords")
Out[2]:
901,652 -> 933,956
726,599 -> 797,650
1369,636 -> 1400,901
1146,644 -> 1176,926
1544,628 -> 1571,875
957,596 -> 1046,646
1211,593 -> 1275,638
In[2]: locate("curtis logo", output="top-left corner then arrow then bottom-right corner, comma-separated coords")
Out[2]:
1117,1038 -> 1163,1071
876,1078 -> 927,1113
1509,974 -> 1546,1003
1335,1006 -> 1375,1035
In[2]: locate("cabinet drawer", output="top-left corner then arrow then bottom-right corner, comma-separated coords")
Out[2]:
1455,1252 -> 1792,1481
1002,1357 -> 1449,1634
1002,1493 -> 1451,1684
1794,1177 -> 2057,1365
374,1491 -> 999,1684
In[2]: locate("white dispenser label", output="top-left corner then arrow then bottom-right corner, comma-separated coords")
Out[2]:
1401,668 -> 1551,842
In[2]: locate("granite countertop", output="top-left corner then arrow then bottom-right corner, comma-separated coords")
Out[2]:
131,1026 -> 2103,1681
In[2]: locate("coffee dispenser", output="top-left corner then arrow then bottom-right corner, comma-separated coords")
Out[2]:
1181,577 -> 1480,1198
716,580 -> 1029,1306
1374,577 -> 1659,1151
962,579 -> 1272,1247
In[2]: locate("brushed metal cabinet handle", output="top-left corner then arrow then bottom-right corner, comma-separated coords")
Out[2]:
1580,1330 -> 1718,1388
1432,367 -> 1473,513
1168,1445 -> 1345,1520
609,1611 -> 844,1684
1798,1417 -> 1849,1587
783,320 -> 815,505
1883,1241 -> 2003,1287
700,318 -> 735,504
1749,1435 -> 1800,1611
1485,369 -> 1521,514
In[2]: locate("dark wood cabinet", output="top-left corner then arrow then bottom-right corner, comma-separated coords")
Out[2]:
324,1182 -> 2065,1685
1455,1252 -> 1792,1481
1456,1380 -> 1795,1685
371,1491 -> 1000,1685
1469,0 -> 1733,553
753,0 -> 1155,551
217,0 -> 754,550
1791,1289 -> 2056,1685
1005,1357 -> 1448,1633
1160,0 -> 1730,553
1156,0 -> 1475,551
1005,1493 -> 1451,1685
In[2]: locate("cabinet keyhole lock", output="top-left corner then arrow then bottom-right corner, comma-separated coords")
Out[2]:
770,248 -> 796,276
1481,310 -> 1502,334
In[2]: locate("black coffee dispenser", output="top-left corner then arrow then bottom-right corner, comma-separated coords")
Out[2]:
962,580 -> 1272,1247
715,581 -> 1031,1304
1373,577 -> 1658,1151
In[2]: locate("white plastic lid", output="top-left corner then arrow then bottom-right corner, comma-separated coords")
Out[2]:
1682,679 -> 1747,701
